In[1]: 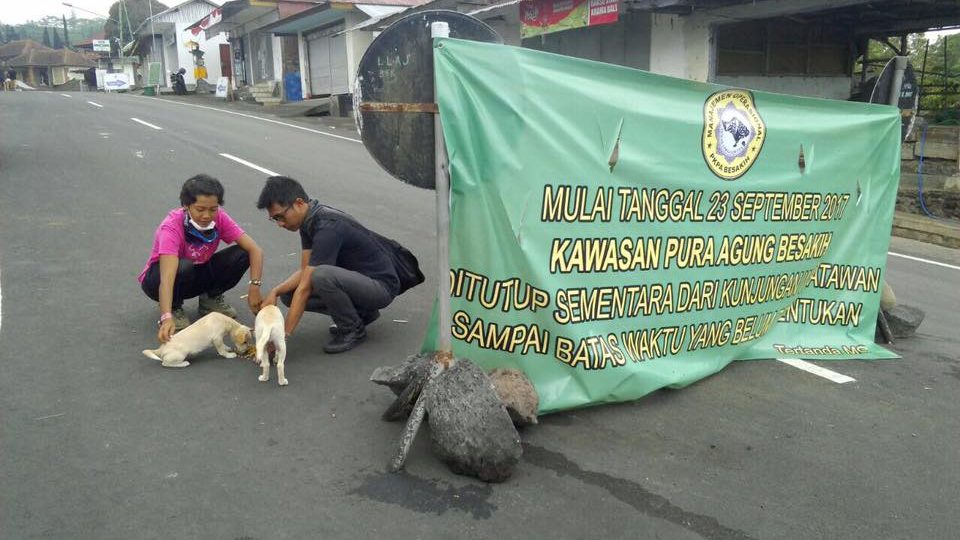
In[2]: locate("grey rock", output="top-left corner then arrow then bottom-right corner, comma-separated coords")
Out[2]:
424,359 -> 522,482
489,368 -> 539,427
370,353 -> 433,396
880,280 -> 897,311
884,305 -> 924,338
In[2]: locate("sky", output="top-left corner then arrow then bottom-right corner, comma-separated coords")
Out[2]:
0,0 -> 220,24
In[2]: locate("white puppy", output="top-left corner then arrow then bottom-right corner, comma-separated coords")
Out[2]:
143,312 -> 253,368
255,304 -> 288,386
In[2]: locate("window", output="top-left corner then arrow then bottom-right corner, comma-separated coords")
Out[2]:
717,19 -> 851,76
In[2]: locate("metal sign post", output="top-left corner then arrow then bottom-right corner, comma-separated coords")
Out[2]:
433,20 -> 452,359
353,10 -> 502,472
389,20 -> 453,475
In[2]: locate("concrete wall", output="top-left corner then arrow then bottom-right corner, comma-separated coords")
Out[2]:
486,18 -> 523,47
345,11 -> 373,91
174,25 -> 228,84
648,12 -> 712,82
714,75 -> 852,99
523,11 -> 651,70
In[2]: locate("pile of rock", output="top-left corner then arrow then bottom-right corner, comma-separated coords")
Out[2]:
878,280 -> 924,341
371,354 -> 539,482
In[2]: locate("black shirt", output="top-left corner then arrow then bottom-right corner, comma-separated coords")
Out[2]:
299,200 -> 400,295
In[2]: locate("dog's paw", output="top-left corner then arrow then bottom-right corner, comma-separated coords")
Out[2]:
222,352 -> 237,359
164,361 -> 190,368
279,378 -> 289,386
258,375 -> 269,382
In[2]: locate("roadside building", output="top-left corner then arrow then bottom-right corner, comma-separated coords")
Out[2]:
364,0 -> 960,102
133,0 -> 229,90
0,40 -> 96,88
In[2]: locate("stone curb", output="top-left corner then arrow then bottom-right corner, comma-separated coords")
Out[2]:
892,211 -> 960,249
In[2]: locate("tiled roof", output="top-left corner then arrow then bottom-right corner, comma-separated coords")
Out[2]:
6,48 -> 97,68
0,39 -> 49,61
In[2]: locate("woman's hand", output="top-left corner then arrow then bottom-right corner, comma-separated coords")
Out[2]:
158,319 -> 176,343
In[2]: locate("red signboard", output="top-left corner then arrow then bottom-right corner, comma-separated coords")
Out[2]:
520,0 -> 619,38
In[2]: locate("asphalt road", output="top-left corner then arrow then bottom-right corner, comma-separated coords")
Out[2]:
1,90 -> 958,540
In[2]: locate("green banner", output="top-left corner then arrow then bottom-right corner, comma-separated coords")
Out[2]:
146,62 -> 162,86
428,38 -> 900,413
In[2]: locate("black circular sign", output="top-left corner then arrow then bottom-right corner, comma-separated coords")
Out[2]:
868,58 -> 920,142
355,10 -> 501,189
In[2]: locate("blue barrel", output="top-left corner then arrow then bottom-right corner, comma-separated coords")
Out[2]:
284,72 -> 302,102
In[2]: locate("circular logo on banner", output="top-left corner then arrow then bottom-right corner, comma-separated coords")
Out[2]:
702,90 -> 765,180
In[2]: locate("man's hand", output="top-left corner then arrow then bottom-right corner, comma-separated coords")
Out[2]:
260,290 -> 278,311
158,319 -> 176,343
247,285 -> 263,314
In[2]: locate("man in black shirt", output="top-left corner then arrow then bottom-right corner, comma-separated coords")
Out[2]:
256,176 -> 399,353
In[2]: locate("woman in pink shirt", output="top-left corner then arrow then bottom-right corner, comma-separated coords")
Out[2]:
139,174 -> 264,343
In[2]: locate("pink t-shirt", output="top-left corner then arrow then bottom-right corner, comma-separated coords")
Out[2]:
138,208 -> 246,282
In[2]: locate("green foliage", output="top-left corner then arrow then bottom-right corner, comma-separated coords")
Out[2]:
856,33 -> 959,117
912,34 -> 960,114
41,26 -> 51,47
0,15 -> 108,46
103,0 -> 169,48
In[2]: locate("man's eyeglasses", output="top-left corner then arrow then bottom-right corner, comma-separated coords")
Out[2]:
269,204 -> 294,223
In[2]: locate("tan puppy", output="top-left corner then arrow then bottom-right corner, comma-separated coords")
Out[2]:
143,312 -> 253,368
255,304 -> 288,386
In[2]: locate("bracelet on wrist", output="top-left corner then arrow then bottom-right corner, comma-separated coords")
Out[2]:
248,279 -> 262,286
158,312 -> 173,327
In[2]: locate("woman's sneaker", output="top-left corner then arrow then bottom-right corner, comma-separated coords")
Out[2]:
198,293 -> 238,318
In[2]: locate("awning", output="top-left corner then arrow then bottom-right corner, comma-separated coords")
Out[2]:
260,5 -> 347,35
355,4 -> 407,19
334,5 -> 411,35
468,0 -> 520,17
186,8 -> 223,36
186,0 -> 278,36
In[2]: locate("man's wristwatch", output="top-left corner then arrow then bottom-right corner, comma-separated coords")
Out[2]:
248,279 -> 262,286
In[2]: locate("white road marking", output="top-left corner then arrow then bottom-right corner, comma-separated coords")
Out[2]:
60,93 -> 71,98
219,153 -> 280,176
135,95 -> 361,143
778,358 -> 856,384
888,251 -> 960,271
131,118 -> 163,130
87,101 -> 103,108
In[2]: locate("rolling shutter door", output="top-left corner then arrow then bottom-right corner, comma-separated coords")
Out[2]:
306,23 -> 346,96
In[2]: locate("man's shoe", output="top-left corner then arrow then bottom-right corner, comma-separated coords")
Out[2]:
198,293 -> 238,318
172,307 -> 190,331
323,328 -> 367,354
328,310 -> 380,336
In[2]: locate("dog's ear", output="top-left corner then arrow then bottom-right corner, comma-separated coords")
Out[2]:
235,326 -> 253,345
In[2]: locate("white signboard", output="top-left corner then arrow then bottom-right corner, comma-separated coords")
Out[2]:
103,73 -> 130,91
92,39 -> 111,52
95,69 -> 107,89
215,76 -> 229,98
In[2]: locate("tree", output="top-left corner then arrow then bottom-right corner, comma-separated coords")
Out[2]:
42,26 -> 51,47
53,28 -> 64,49
62,15 -> 70,48
103,0 -> 168,50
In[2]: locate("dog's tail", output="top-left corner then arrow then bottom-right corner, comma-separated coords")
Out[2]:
255,328 -> 272,363
142,349 -> 162,361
